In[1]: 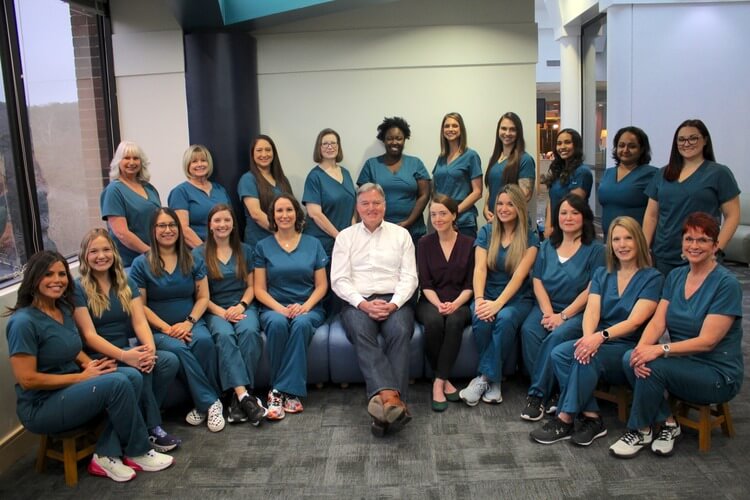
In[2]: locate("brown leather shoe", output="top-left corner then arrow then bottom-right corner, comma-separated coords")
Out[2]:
379,390 -> 407,424
367,394 -> 385,422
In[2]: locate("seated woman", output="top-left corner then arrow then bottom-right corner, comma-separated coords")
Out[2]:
610,212 -> 743,458
520,194 -> 604,421
416,194 -> 475,412
73,228 -> 181,452
530,216 -> 662,446
168,144 -> 231,248
130,208 -> 225,432
194,204 -> 267,426
254,194 -> 328,420
460,184 -> 539,406
5,251 -> 173,483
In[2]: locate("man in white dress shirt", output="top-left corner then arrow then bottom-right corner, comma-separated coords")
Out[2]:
331,183 -> 418,435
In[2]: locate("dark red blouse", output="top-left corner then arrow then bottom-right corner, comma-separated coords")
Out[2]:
417,232 -> 475,303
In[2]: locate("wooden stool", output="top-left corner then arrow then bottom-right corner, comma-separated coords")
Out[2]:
35,423 -> 101,487
593,384 -> 632,423
674,401 -> 735,452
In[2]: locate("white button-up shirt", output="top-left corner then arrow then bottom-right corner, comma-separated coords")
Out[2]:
331,221 -> 417,308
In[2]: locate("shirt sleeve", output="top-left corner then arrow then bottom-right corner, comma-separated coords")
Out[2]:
253,241 -> 267,270
241,243 -> 255,271
238,172 -> 260,200
330,228 -> 366,307
356,160 -> 373,186
390,228 -> 418,308
126,277 -> 142,299
575,166 -> 594,196
638,269 -> 664,301
475,224 -> 491,250
714,163 -> 741,204
72,281 -> 87,308
413,157 -> 431,181
167,183 -> 190,211
313,239 -> 329,270
302,169 -> 323,205
532,241 -> 546,278
6,311 -> 39,357
589,267 -> 606,296
519,153 -> 536,180
192,253 -> 207,280
417,237 -> 435,291
100,183 -> 126,219
707,273 -> 743,318
129,256 -> 147,289
644,168 -> 664,200
463,238 -> 475,291
468,150 -> 483,179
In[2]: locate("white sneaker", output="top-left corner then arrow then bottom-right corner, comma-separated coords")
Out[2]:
459,376 -> 489,407
207,399 -> 225,432
87,454 -> 136,482
124,449 -> 175,472
481,382 -> 503,404
609,428 -> 653,458
651,422 -> 681,456
185,408 -> 206,426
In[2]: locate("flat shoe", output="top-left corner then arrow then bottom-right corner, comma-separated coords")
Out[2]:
444,390 -> 460,402
432,399 -> 448,412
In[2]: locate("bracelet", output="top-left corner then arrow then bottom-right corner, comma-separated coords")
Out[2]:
475,296 -> 484,300
119,350 -> 125,362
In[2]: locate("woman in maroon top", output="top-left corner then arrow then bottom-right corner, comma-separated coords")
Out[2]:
416,194 -> 475,412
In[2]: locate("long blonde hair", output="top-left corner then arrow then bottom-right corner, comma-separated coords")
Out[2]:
78,228 -> 133,318
487,184 -> 529,274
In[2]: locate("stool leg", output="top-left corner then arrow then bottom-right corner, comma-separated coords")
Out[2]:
719,403 -> 735,438
62,437 -> 79,487
698,406 -> 711,452
35,435 -> 49,473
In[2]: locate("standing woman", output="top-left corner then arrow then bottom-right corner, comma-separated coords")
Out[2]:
5,251 -> 173,483
643,119 -> 740,276
358,116 -> 431,245
519,194 -> 604,421
302,128 -> 356,257
598,127 -> 658,237
416,194 -> 475,411
238,135 -> 294,248
529,217 -> 662,446
194,204 -> 267,426
168,144 -> 231,249
432,112 -> 483,237
74,228 -> 181,452
541,129 -> 593,238
254,194 -> 328,420
460,184 -> 539,406
100,141 -> 161,267
483,112 -> 536,221
130,208 -> 225,433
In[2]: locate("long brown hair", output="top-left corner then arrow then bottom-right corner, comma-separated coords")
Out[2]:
204,204 -> 248,281
249,135 -> 293,212
439,112 -> 467,158
147,207 -> 193,277
5,251 -> 76,315
485,112 -> 526,187
78,228 -> 132,318
487,184 -> 529,273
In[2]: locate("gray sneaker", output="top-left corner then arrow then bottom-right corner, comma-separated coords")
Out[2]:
481,382 -> 503,404
609,428 -> 653,458
651,422 -> 681,456
459,376 -> 489,407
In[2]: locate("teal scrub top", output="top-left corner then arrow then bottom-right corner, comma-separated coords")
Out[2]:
6,307 -> 81,418
432,148 -> 483,230
532,239 -> 605,311
73,277 -> 140,349
302,165 -> 356,256
129,253 -> 207,325
548,164 -> 593,213
168,181 -> 231,241
598,164 -> 658,237
238,171 -> 284,249
486,152 -> 535,209
645,161 -> 740,268
100,180 -> 161,266
663,265 -> 743,386
357,154 -> 431,240
589,266 -> 663,342
475,223 -> 539,301
254,234 -> 327,308
193,243 -> 254,309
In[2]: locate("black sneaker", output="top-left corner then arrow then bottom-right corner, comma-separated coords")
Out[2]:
530,417 -> 573,444
521,396 -> 544,421
571,416 -> 607,446
545,394 -> 559,415
239,394 -> 268,426
227,394 -> 248,424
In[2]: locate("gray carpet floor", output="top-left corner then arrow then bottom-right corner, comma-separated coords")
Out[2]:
1,263 -> 749,499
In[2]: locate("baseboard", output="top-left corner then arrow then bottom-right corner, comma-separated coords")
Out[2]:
0,426 -> 36,475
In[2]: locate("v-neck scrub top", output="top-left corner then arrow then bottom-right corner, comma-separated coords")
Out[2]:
548,164 -> 594,213
168,181 -> 231,241
598,164 -> 658,237
432,148 -> 483,230
238,171 -> 285,248
485,152 -> 535,209
100,180 -> 161,266
193,243 -> 254,308
475,224 -> 539,301
73,278 -> 141,349
302,165 -> 356,256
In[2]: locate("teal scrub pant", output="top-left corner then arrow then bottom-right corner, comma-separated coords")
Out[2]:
622,350 -> 741,430
260,308 -> 325,397
205,308 -> 262,391
472,297 -> 532,383
21,369 -> 151,457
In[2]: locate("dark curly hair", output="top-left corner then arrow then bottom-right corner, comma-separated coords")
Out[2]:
267,193 -> 305,233
541,128 -> 583,188
5,251 -> 75,315
376,116 -> 411,142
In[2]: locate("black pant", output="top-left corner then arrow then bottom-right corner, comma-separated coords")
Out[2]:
416,298 -> 471,379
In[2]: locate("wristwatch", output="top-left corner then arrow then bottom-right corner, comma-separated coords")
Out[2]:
662,343 -> 671,358
600,330 -> 610,342
239,300 -> 249,310
186,315 -> 197,324
560,311 -> 569,321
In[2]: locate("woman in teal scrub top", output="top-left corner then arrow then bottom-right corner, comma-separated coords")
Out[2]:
195,203 -> 267,427
303,128 -> 356,256
483,112 -> 536,221
254,194 -> 328,421
432,112 -> 483,237
238,135 -> 294,248
598,127 -> 657,237
100,141 -> 161,267
168,144 -> 231,248
73,228 -> 181,452
541,129 -> 593,238
642,119 -> 740,275
358,116 -> 431,245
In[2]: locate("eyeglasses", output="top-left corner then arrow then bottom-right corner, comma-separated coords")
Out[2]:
677,135 -> 701,146
683,236 -> 713,245
321,141 -> 338,149
155,222 -> 178,230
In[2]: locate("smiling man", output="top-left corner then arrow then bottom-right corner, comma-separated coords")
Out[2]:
331,183 -> 418,436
